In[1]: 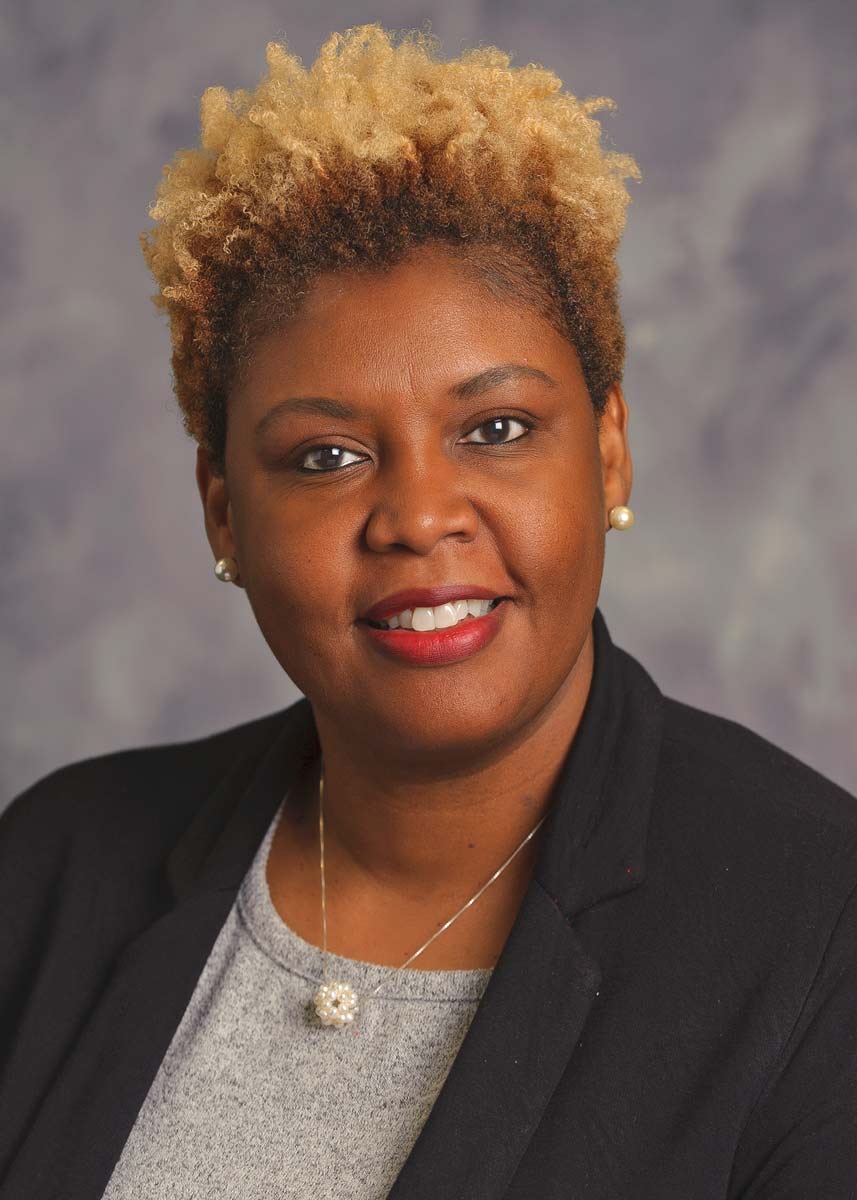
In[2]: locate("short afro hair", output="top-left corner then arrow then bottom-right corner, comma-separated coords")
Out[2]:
140,23 -> 641,476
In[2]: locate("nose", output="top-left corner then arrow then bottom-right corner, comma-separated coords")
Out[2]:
361,450 -> 480,555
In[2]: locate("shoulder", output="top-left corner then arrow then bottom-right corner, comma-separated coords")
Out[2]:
651,690 -> 857,922
659,693 -> 857,836
615,640 -> 857,854
0,705 -> 292,868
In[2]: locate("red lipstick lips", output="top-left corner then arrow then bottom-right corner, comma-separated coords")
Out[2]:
356,595 -> 510,666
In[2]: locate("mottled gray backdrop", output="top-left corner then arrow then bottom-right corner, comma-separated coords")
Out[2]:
3,0 -> 856,810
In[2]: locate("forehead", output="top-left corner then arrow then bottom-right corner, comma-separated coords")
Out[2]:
240,246 -> 581,396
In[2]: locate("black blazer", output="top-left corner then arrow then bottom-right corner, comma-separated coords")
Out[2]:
2,606 -> 857,1199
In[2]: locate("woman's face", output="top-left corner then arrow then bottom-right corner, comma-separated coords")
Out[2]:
198,243 -> 632,765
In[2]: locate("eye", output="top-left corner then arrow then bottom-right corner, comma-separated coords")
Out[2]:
293,414 -> 534,473
462,415 -> 533,447
296,444 -> 364,473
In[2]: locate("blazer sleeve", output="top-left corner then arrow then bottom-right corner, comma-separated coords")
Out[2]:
0,767 -> 72,1076
728,873 -> 857,1198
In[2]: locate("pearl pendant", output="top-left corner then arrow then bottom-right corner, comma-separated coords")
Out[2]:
314,980 -> 360,1027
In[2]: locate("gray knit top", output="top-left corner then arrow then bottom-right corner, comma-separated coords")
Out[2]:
100,795 -> 494,1199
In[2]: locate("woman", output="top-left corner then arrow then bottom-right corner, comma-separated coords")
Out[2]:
2,23 -> 856,1200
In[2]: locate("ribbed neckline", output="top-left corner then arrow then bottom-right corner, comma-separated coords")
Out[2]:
237,797 -> 494,1003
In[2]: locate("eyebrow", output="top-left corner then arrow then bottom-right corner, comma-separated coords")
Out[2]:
252,362 -> 558,441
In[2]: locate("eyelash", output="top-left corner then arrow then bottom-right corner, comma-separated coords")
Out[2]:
293,415 -> 535,474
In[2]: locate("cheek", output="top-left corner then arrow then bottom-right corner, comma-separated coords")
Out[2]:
250,544 -> 348,627
508,467 -> 602,594
237,493 -> 358,654
241,550 -> 354,701
532,518 -> 600,620
235,479 -> 343,589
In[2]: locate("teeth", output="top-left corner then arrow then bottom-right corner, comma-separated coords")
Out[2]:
375,597 -> 499,631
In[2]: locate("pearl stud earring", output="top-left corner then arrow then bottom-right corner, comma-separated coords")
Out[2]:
608,505 -> 635,530
214,556 -> 239,582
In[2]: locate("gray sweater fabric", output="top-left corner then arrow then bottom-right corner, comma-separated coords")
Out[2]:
100,797 -> 494,1199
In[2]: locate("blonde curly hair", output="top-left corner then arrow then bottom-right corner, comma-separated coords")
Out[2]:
140,23 -> 641,476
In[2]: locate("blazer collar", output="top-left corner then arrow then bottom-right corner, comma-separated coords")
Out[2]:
535,604 -> 664,919
165,694 -> 321,904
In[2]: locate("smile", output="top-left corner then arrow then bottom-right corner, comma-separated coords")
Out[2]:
356,598 -> 511,667
364,597 -> 504,631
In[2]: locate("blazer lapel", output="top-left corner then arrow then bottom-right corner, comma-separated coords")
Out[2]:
386,880 -> 602,1199
387,610 -> 665,1198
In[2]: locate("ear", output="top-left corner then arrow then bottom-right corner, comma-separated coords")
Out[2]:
195,446 -> 244,588
598,382 -> 633,532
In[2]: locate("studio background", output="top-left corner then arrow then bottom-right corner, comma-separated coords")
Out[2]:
3,0 -> 855,810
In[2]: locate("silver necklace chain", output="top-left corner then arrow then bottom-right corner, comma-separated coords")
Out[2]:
317,761 -> 552,1005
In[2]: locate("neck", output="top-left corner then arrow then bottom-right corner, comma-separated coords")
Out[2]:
291,627 -> 595,906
